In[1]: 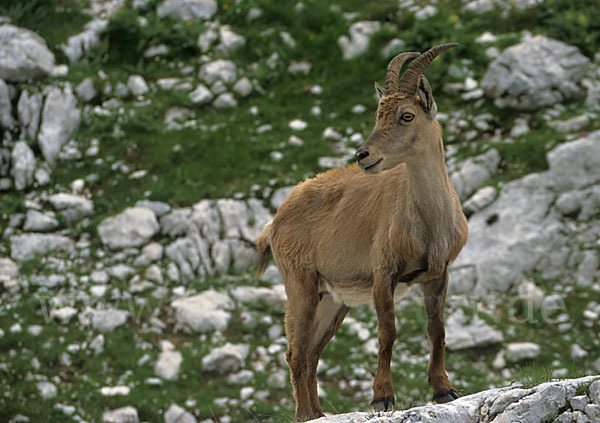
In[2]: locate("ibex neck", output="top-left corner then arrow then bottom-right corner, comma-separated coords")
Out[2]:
403,149 -> 454,221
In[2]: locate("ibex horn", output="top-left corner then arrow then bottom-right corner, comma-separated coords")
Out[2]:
384,52 -> 420,96
397,43 -> 458,96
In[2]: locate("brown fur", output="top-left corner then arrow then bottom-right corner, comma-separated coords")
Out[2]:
256,62 -> 468,421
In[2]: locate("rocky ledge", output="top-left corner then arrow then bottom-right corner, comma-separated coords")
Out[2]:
310,376 -> 600,423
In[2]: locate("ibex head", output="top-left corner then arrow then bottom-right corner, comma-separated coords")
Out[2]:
355,44 -> 457,174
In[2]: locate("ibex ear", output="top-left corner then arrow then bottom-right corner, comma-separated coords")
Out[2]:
417,75 -> 437,119
374,82 -> 385,100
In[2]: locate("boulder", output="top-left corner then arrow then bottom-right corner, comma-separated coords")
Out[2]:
10,141 -> 36,191
48,193 -> 94,223
157,0 -> 217,21
199,60 -> 237,85
164,404 -> 197,423
98,207 -> 160,250
0,24 -> 55,82
337,21 -> 381,61
171,290 -> 233,333
201,343 -> 250,374
10,233 -> 74,261
23,210 -> 60,232
445,308 -> 504,350
62,19 -> 107,62
481,35 -> 590,109
37,84 -> 81,165
0,79 -> 14,130
311,376 -> 600,423
102,406 -> 139,423
17,90 -> 43,141
155,349 -> 183,380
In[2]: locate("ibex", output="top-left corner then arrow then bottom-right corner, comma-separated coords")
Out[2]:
256,44 -> 468,421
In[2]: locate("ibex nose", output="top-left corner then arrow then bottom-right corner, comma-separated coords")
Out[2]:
355,149 -> 369,163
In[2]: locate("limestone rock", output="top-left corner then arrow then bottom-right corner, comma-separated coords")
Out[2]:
23,210 -> 59,232
201,343 -> 249,374
482,35 -> 590,109
505,342 -> 541,362
189,84 -> 213,104
155,349 -> 183,380
84,307 -> 129,332
0,24 -> 55,82
199,60 -> 237,85
445,308 -> 504,350
164,404 -> 197,423
17,90 -> 43,141
61,19 -> 107,62
0,79 -> 14,130
311,376 -> 600,423
127,75 -> 149,96
216,25 -> 246,54
171,290 -> 233,333
48,193 -> 94,223
450,149 -> 501,201
229,285 -> 287,311
37,84 -> 81,165
10,141 -> 36,191
75,77 -> 97,102
102,406 -> 139,423
10,233 -> 74,261
337,21 -> 381,61
157,0 -> 217,21
98,207 -> 160,249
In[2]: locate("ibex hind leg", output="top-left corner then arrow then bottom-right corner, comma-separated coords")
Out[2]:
305,293 -> 350,417
422,268 -> 459,403
282,268 -> 321,421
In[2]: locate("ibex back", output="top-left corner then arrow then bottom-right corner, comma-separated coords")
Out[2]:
256,44 -> 468,421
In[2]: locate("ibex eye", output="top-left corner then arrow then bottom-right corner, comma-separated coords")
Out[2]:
401,112 -> 414,122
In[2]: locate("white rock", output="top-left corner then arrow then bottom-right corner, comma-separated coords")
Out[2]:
51,307 -> 78,323
61,19 -> 107,62
199,60 -> 237,85
570,344 -> 588,359
505,342 -> 541,362
197,25 -> 218,52
23,210 -> 59,232
37,381 -> 57,399
103,406 -> 139,423
37,84 -> 81,164
155,349 -> 183,380
462,186 -> 497,216
98,206 -> 160,249
0,79 -> 14,130
0,24 -> 55,81
547,131 -> 600,192
213,92 -> 237,109
127,75 -> 149,96
10,233 -> 74,261
229,285 -> 286,311
189,84 -> 213,104
270,186 -> 294,209
145,264 -> 163,284
75,77 -> 97,102
288,119 -> 307,130
201,343 -> 250,374
157,0 -> 217,21
48,193 -> 94,223
17,90 -> 43,140
319,156 -> 347,169
0,258 -> 18,280
10,141 -> 36,190
217,25 -> 246,54
337,21 -> 381,61
482,35 -> 590,109
517,279 -> 545,310
164,404 -> 197,423
100,386 -> 131,396
88,308 -> 129,332
232,77 -> 253,97
171,290 -> 233,333
450,149 -> 501,201
445,308 -> 504,350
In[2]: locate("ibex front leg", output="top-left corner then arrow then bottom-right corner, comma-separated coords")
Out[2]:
371,272 -> 397,411
422,267 -> 459,403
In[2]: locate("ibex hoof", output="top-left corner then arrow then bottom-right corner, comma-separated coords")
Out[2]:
433,389 -> 459,404
371,395 -> 395,411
